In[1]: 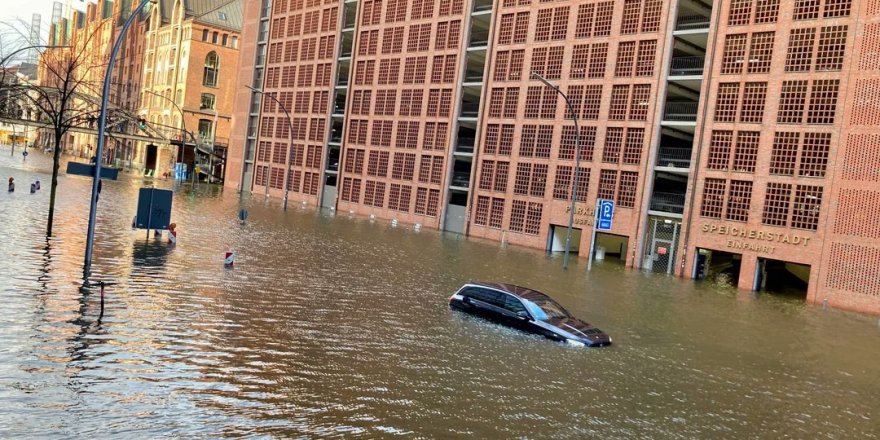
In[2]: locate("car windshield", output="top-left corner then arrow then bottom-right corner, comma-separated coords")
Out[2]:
521,297 -> 570,320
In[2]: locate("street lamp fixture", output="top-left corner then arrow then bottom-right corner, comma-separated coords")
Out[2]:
531,71 -> 583,271
246,85 -> 295,210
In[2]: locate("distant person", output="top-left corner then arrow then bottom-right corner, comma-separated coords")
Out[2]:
168,223 -> 178,245
34,180 -> 40,190
90,155 -> 97,164
7,177 -> 14,192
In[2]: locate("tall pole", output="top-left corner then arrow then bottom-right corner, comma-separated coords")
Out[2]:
83,0 -> 154,281
246,86 -> 294,209
532,72 -> 581,270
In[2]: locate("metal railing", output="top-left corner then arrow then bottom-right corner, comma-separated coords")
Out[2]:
676,15 -> 710,30
464,71 -> 484,82
460,102 -> 479,118
473,0 -> 493,12
451,171 -> 471,188
650,192 -> 686,214
664,102 -> 698,122
670,56 -> 705,76
456,137 -> 475,154
657,146 -> 692,169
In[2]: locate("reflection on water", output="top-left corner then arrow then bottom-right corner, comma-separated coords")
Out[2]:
1,148 -> 879,438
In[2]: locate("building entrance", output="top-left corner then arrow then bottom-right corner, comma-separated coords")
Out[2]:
644,218 -> 682,274
594,232 -> 628,264
694,248 -> 741,287
548,225 -> 582,254
144,143 -> 158,175
755,258 -> 810,299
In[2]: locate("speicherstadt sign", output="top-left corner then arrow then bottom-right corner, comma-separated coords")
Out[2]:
700,223 -> 812,254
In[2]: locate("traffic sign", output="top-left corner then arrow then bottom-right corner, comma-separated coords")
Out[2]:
597,199 -> 614,231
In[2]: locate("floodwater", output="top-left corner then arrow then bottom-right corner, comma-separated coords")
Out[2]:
1,147 -> 878,439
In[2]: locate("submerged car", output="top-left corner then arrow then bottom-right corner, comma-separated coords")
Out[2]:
449,282 -> 611,347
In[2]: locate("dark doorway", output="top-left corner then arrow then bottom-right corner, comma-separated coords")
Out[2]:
756,258 -> 809,299
145,144 -> 158,173
694,248 -> 741,287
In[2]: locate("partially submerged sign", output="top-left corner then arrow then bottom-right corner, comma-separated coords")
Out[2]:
135,188 -> 173,230
65,162 -> 119,180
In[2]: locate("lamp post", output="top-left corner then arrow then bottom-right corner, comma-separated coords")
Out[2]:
83,0 -> 155,281
246,85 -> 295,210
531,71 -> 582,271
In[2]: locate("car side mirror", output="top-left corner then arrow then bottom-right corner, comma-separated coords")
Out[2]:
462,296 -> 471,304
516,311 -> 531,321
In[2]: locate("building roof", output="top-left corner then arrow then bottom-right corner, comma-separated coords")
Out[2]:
189,0 -> 243,32
156,0 -> 243,32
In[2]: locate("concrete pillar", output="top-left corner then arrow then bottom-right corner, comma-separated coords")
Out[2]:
737,254 -> 758,291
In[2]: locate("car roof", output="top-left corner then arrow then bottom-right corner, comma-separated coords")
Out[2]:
465,281 -> 553,301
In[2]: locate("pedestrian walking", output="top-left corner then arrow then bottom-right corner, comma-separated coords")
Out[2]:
7,177 -> 14,192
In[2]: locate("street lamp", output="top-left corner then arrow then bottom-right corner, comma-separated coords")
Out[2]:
246,85 -> 295,210
531,71 -> 582,271
84,0 -> 156,281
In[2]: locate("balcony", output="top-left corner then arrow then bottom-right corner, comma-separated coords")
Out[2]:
676,14 -> 710,31
664,102 -> 698,122
650,192 -> 686,215
670,56 -> 705,77
656,146 -> 692,170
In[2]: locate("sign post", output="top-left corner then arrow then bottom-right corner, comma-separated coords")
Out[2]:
587,199 -> 614,272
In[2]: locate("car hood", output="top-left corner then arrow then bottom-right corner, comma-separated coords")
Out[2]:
543,317 -> 610,343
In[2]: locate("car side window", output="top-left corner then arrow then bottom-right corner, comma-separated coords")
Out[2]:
502,294 -> 527,314
461,287 -> 498,305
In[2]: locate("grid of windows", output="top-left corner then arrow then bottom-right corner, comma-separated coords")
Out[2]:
701,179 -> 727,219
762,182 -> 792,226
715,83 -> 740,122
733,131 -> 760,173
777,81 -> 808,124
618,171 -> 639,208
553,166 -> 590,202
807,79 -> 839,124
726,180 -> 753,222
598,169 -> 618,200
740,82 -> 767,123
792,185 -> 823,230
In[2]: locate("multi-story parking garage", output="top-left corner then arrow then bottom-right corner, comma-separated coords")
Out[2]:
226,0 -> 880,315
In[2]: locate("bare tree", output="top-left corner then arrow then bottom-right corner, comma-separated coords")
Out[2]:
14,30 -> 106,236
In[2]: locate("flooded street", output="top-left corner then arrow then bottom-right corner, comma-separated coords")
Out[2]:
1,147 -> 879,438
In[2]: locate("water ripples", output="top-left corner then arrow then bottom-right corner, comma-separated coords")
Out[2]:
1,150 -> 879,438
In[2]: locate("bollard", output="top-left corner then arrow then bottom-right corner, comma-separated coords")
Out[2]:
30,183 -> 36,193
224,251 -> 235,267
98,281 -> 105,323
34,180 -> 40,190
822,298 -> 829,311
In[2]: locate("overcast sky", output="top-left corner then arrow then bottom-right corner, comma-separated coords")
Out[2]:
1,0 -> 86,43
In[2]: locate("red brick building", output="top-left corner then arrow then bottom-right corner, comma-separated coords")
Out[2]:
226,0 -> 880,315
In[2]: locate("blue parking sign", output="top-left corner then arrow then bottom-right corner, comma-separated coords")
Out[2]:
597,199 -> 614,231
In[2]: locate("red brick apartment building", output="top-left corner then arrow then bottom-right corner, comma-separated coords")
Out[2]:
226,0 -> 880,315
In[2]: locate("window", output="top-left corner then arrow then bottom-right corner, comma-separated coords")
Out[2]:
762,183 -> 792,226
198,119 -> 213,140
202,29 -> 208,41
200,93 -> 215,110
701,178 -> 727,219
726,180 -> 753,222
203,51 -> 219,87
